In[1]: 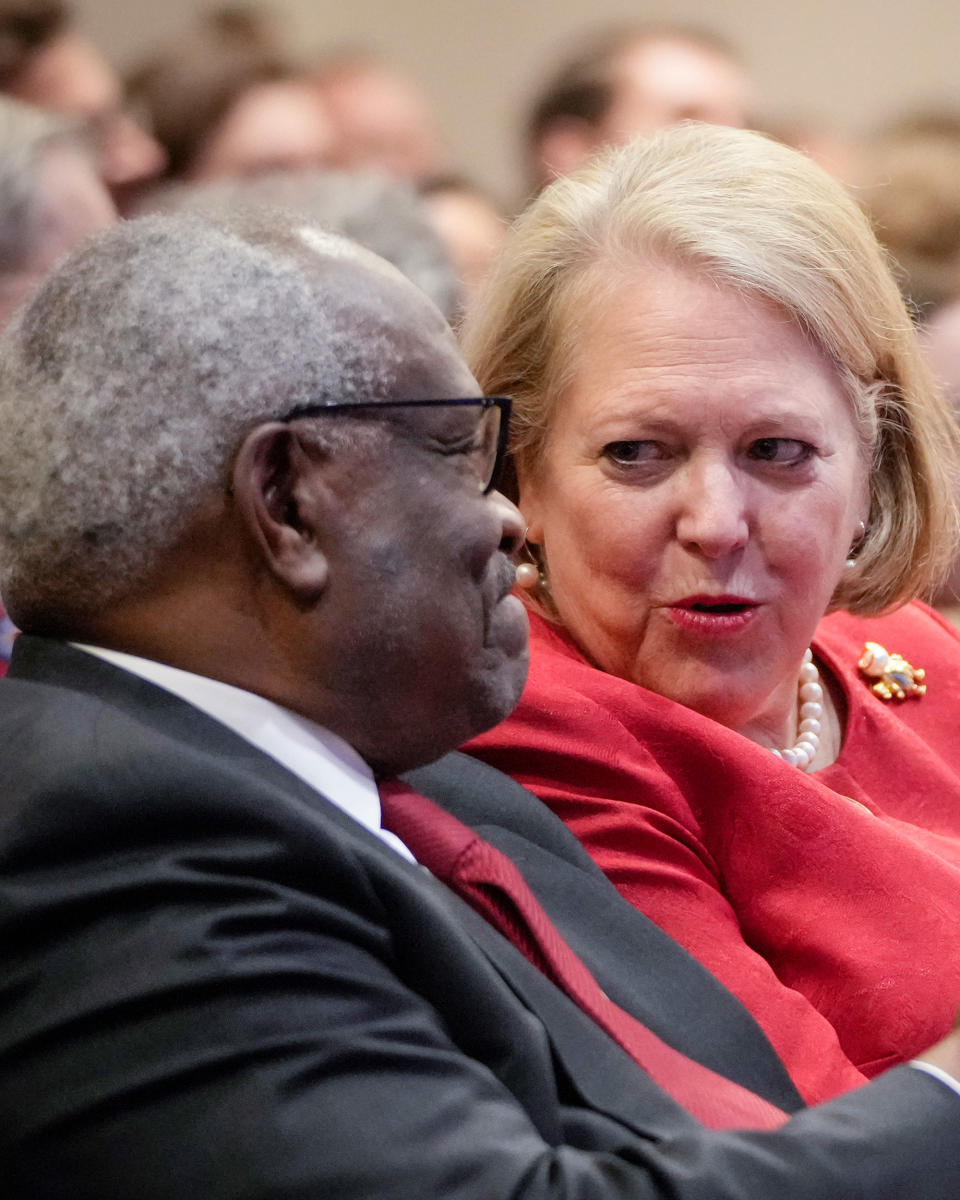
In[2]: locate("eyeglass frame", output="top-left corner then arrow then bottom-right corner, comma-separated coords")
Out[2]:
278,396 -> 513,495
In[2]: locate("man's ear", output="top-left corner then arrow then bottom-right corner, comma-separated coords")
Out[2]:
230,422 -> 329,602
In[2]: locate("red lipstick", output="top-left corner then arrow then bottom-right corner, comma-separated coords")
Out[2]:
667,594 -> 759,635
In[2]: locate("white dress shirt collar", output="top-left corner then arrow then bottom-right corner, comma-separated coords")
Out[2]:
73,643 -> 415,862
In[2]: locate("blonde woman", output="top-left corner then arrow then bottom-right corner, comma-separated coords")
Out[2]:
465,123 -> 960,1105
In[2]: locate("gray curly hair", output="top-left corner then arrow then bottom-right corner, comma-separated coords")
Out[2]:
0,209 -> 445,625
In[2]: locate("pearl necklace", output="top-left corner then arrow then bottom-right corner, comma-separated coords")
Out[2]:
771,649 -> 823,772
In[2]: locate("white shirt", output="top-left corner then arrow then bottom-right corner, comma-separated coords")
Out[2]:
74,643 -> 415,862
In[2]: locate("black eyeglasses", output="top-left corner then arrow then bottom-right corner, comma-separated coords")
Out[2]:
280,396 -> 513,494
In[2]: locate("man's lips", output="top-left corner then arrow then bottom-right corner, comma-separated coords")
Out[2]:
495,555 -> 521,602
483,555 -> 530,651
666,595 -> 760,634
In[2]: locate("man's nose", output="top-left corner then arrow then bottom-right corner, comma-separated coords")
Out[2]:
489,490 -> 525,556
675,459 -> 750,558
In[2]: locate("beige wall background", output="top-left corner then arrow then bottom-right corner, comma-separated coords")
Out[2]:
74,0 -> 960,202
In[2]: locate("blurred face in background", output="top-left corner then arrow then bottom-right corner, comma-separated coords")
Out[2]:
601,38 -> 751,141
0,142 -> 116,330
7,30 -> 165,205
529,35 -> 752,191
188,80 -> 338,181
421,185 -> 507,317
320,63 -> 445,182
34,143 -> 116,263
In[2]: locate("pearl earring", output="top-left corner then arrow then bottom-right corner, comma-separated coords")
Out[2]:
515,527 -> 545,592
515,562 -> 541,590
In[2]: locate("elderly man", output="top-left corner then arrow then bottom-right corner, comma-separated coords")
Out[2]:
1,213 -> 960,1198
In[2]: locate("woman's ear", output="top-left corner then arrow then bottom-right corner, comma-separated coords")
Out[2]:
517,468 -> 544,545
230,423 -> 329,602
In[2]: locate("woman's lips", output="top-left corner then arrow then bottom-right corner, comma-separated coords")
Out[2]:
666,596 -> 759,635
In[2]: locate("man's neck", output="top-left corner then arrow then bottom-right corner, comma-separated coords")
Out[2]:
74,642 -> 415,862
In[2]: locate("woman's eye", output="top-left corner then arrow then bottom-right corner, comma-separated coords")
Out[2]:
602,440 -> 663,466
748,438 -> 815,466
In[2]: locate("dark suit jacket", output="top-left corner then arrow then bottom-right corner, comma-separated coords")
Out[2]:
0,636 -> 958,1199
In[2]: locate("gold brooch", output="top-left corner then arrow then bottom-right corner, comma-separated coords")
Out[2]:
858,641 -> 926,700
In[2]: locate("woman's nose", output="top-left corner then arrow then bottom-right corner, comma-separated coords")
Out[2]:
675,460 -> 750,558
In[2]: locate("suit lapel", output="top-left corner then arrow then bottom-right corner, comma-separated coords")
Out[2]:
409,753 -> 805,1113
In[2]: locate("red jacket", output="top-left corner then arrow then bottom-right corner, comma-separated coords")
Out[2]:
467,601 -> 960,1104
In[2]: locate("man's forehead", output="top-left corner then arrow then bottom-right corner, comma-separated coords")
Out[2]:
291,226 -> 471,397
297,226 -> 446,327
391,340 -> 479,400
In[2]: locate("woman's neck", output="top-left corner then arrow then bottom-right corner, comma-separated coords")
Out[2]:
735,656 -> 843,771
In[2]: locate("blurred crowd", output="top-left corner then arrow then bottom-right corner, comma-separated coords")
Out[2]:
1,1 -> 960,624
4,5 -> 960,325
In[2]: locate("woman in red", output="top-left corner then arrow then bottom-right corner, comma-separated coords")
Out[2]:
464,123 -> 960,1106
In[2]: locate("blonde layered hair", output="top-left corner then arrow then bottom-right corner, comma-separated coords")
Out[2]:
463,122 -> 960,614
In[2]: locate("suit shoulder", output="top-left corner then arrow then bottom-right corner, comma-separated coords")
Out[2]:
406,751 -> 607,879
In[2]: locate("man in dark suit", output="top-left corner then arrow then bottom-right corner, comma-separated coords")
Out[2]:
1,211 -> 960,1198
